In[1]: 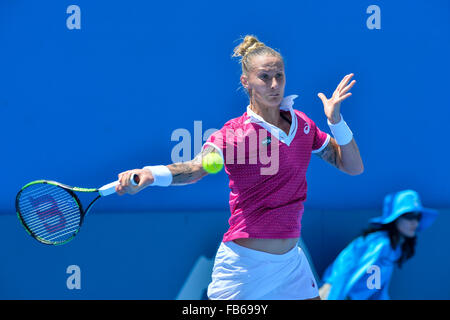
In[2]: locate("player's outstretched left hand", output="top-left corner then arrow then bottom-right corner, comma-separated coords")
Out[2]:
318,73 -> 356,124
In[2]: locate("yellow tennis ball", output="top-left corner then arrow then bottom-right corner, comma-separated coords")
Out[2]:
202,152 -> 224,174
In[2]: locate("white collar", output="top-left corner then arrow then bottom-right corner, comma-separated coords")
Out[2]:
245,95 -> 299,146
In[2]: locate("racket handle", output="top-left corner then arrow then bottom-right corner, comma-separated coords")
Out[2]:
98,174 -> 140,196
130,173 -> 139,186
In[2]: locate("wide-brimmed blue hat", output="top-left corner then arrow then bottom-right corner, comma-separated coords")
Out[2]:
370,190 -> 438,232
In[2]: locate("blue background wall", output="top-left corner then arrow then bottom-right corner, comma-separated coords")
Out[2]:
1,0 -> 449,299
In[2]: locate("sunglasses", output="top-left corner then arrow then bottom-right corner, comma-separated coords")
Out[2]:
402,212 -> 422,221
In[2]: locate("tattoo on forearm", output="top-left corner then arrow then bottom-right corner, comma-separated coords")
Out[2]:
169,162 -> 201,185
316,138 -> 364,175
168,146 -> 215,185
316,141 -> 340,169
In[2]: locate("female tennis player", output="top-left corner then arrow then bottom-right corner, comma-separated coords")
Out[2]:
116,35 -> 364,300
319,189 -> 438,300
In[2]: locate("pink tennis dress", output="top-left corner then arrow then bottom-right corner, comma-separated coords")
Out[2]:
203,95 -> 330,242
204,95 -> 330,300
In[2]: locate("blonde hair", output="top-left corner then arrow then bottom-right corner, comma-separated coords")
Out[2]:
232,35 -> 283,76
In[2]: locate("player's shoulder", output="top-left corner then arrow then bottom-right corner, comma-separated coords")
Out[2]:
293,108 -> 316,126
221,111 -> 249,130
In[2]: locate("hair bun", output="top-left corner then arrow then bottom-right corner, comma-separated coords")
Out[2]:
232,35 -> 266,58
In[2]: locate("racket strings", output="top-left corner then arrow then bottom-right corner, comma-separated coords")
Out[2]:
17,183 -> 82,244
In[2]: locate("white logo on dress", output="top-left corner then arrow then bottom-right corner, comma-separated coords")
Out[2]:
262,137 -> 271,145
304,123 -> 310,134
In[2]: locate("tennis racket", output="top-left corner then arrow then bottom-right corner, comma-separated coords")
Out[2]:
15,174 -> 140,245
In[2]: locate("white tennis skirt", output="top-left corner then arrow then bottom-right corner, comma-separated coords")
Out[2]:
207,240 -> 319,300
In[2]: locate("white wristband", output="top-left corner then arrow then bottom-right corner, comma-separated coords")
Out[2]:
143,165 -> 173,187
327,114 -> 353,145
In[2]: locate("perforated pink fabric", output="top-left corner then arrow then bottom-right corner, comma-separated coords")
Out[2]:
203,107 -> 329,242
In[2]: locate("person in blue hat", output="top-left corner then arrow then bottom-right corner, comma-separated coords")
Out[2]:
319,190 -> 438,300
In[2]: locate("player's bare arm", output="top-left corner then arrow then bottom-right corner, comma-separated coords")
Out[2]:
317,73 -> 364,176
168,146 -> 216,185
316,137 -> 363,176
116,147 -> 218,194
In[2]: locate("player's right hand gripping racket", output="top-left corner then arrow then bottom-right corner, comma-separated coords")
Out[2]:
15,174 -> 139,245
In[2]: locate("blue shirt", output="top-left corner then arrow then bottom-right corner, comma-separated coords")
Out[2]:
322,231 -> 402,300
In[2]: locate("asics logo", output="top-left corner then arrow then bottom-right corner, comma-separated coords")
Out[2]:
304,123 -> 310,134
